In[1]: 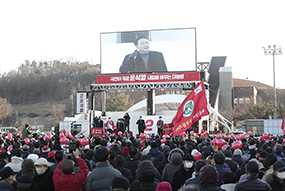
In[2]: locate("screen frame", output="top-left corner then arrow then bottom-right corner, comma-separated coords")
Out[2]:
100,27 -> 197,75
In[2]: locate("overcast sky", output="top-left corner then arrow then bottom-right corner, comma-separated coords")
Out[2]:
1,0 -> 285,88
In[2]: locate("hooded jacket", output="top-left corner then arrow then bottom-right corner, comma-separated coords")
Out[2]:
4,156 -> 23,173
130,162 -> 159,191
232,149 -> 243,166
162,152 -> 182,183
199,165 -> 225,191
16,159 -> 35,191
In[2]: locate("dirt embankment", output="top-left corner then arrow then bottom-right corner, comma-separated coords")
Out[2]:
12,99 -> 70,130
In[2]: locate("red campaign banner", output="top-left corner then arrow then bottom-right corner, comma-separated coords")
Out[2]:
163,123 -> 173,137
91,128 -> 104,137
96,72 -> 200,84
172,80 -> 209,136
281,113 -> 285,135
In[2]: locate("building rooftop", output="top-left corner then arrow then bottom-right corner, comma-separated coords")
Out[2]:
233,78 -> 272,90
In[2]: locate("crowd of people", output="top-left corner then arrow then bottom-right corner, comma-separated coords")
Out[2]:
1,125 -> 285,191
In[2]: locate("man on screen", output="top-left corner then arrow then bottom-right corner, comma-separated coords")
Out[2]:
119,35 -> 167,73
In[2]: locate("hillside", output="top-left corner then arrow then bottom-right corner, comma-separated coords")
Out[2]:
12,99 -> 71,130
0,60 -> 100,129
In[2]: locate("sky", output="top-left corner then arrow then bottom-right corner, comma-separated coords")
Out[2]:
1,0 -> 285,88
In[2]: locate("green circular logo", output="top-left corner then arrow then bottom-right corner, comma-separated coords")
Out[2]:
183,100 -> 194,117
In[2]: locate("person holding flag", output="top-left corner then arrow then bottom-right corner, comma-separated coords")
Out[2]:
172,80 -> 209,137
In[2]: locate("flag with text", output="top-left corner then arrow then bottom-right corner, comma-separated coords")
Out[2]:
172,80 -> 209,136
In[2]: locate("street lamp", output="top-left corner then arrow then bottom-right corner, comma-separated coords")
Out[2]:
262,45 -> 282,119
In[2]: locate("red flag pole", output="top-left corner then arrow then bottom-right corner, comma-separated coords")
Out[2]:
172,80 -> 209,137
281,112 -> 285,135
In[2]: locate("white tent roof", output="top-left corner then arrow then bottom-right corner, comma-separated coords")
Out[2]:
127,94 -> 187,112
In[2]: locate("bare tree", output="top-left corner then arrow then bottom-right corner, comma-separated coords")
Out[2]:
0,97 -> 13,122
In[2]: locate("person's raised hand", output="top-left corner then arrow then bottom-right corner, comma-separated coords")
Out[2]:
73,149 -> 79,159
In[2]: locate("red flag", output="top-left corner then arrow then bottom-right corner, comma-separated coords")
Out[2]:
172,80 -> 209,136
281,113 -> 285,135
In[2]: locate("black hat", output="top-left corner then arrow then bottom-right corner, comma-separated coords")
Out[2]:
12,148 -> 22,157
0,167 -> 15,180
274,160 -> 285,171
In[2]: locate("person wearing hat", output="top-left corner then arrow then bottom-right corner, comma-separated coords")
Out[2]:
269,160 -> 285,190
119,34 -> 167,73
171,154 -> 195,191
30,157 -> 54,191
0,166 -> 16,191
53,149 -> 88,191
41,146 -> 50,159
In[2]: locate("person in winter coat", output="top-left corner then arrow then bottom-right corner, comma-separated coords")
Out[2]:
199,165 -> 226,191
171,154 -> 195,191
147,142 -> 163,167
111,176 -> 130,191
213,151 -> 231,186
156,149 -> 170,175
85,147 -> 122,191
114,155 -> 133,182
123,113 -> 131,133
162,148 -> 183,183
156,181 -> 172,191
235,161 -> 272,191
262,153 -> 277,185
53,150 -> 89,191
5,148 -> 23,173
30,158 -> 54,191
184,159 -> 207,187
16,158 -> 35,191
223,149 -> 238,173
21,124 -> 31,139
0,152 -> 9,170
269,160 -> 285,191
124,146 -> 141,178
130,160 -> 160,191
136,116 -> 145,135
220,171 -> 237,191
0,167 -> 16,191
231,149 -> 243,166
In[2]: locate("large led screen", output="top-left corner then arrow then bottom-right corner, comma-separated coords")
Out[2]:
100,28 -> 196,74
